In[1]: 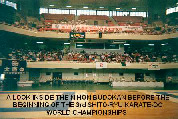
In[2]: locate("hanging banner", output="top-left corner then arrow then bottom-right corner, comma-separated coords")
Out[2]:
2,60 -> 27,74
96,62 -> 107,69
52,24 -> 143,32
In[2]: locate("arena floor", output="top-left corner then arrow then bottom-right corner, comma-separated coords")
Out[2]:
0,90 -> 177,119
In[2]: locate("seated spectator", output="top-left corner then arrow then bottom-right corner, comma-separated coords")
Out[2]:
4,48 -> 177,63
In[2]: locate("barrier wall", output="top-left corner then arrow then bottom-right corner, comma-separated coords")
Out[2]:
26,62 -> 178,69
0,60 -> 178,69
19,69 -> 153,83
1,24 -> 178,40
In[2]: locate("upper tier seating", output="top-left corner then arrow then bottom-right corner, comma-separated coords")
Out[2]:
41,13 -> 75,21
108,21 -> 115,26
78,15 -> 110,21
113,16 -> 143,26
113,16 -> 143,23
39,14 -> 75,32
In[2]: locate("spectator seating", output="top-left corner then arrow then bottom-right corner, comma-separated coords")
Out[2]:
113,16 -> 143,23
4,48 -> 177,63
113,16 -> 143,26
39,14 -> 75,32
41,13 -> 75,21
78,15 -> 110,21
108,21 -> 115,26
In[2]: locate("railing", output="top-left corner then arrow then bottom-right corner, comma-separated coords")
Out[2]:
25,61 -> 178,69
1,24 -> 178,40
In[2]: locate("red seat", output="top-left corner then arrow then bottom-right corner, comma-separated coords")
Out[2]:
78,15 -> 110,21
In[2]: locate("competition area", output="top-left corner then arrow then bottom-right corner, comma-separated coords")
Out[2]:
0,90 -> 178,118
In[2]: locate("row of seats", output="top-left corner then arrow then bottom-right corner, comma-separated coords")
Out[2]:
118,22 -> 143,26
78,15 -> 110,21
41,14 -> 145,26
42,14 -> 143,23
40,14 -> 146,31
108,21 -> 115,26
41,13 -> 75,21
113,16 -> 143,23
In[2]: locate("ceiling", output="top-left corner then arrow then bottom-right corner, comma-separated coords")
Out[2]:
39,0 -> 148,11
7,0 -> 178,11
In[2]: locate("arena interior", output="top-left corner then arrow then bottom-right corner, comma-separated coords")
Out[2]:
0,0 -> 178,118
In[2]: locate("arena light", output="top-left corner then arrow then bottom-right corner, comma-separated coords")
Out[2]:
49,5 -> 54,7
124,44 -> 130,45
36,42 -> 43,44
83,6 -> 88,9
77,44 -> 83,46
113,40 -> 126,44
148,44 -> 154,46
110,45 -> 115,46
64,43 -> 70,45
99,7 -> 104,8
0,74 -> 5,80
66,6 -> 72,8
116,8 -> 121,10
132,8 -> 136,10
161,44 -> 166,46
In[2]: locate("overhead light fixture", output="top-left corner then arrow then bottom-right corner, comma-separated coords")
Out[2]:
1,74 -> 5,80
83,6 -> 88,8
113,40 -> 126,44
36,42 -> 43,44
116,8 -> 121,10
148,44 -> 154,46
77,44 -> 83,46
66,6 -> 72,8
99,7 -> 104,8
49,5 -> 54,7
64,43 -> 70,45
110,45 -> 115,46
161,44 -> 166,46
124,44 -> 130,46
132,8 -> 136,10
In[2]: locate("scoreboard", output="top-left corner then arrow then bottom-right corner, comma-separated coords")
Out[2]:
70,32 -> 85,40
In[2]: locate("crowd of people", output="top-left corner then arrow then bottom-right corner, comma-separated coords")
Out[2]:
6,49 -> 177,63
7,49 -> 64,61
66,51 -> 177,63
142,26 -> 177,35
2,17 -> 177,35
